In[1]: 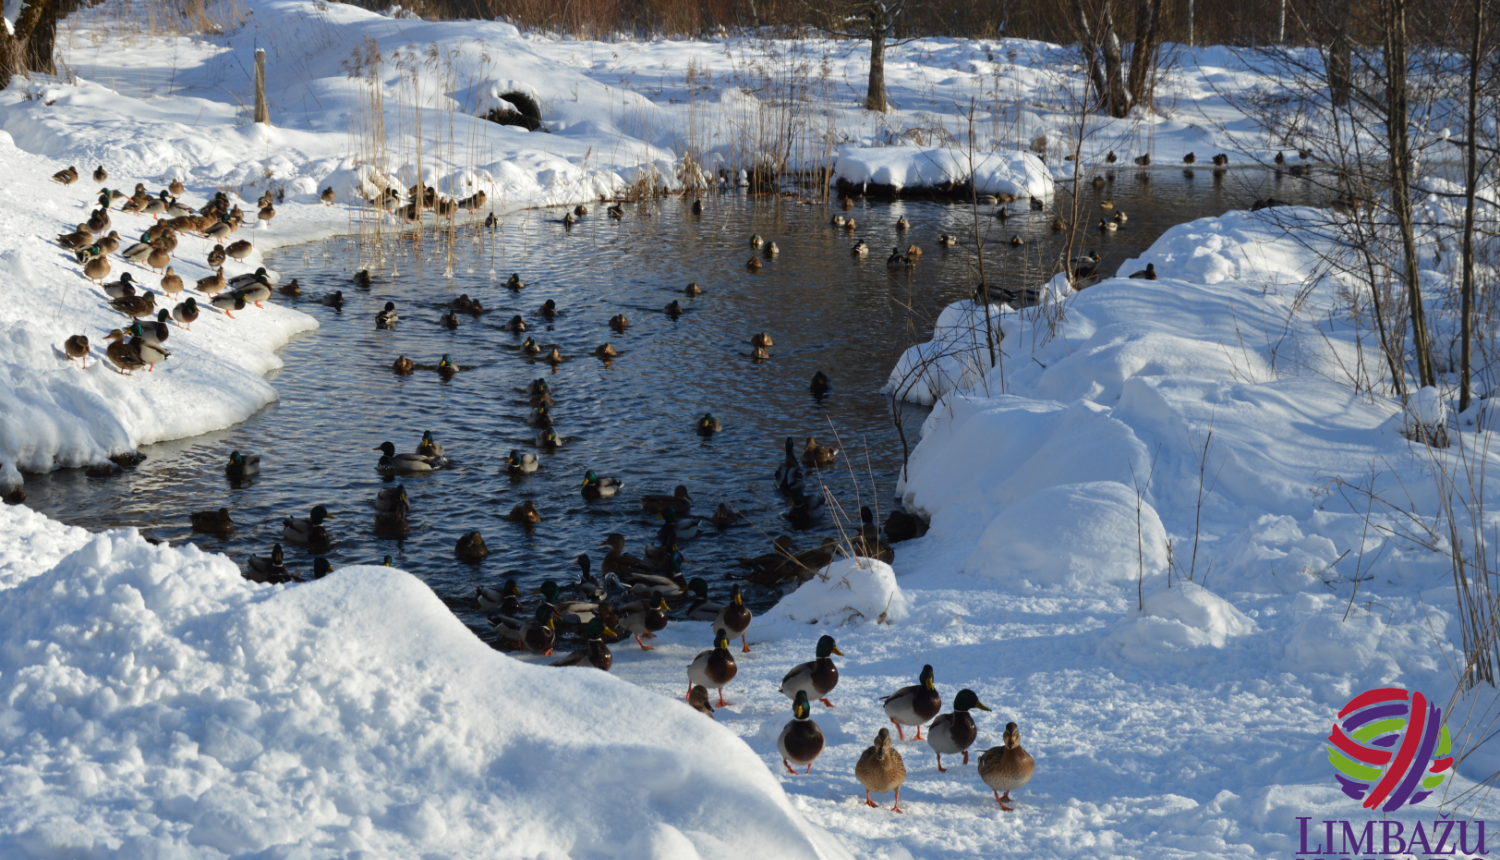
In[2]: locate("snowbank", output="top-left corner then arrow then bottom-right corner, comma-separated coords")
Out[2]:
1100,580 -> 1256,666
833,146 -> 1052,198
0,503 -> 849,859
762,557 -> 909,628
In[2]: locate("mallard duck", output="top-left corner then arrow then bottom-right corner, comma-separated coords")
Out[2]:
689,198 -> 703,215
665,300 -> 683,317
103,330 -> 145,374
778,690 -> 826,775
58,223 -> 93,249
475,578 -> 521,613
696,413 -> 722,436
246,544 -> 290,583
257,204 -> 275,225
849,240 -> 869,258
772,437 -> 805,494
857,728 -> 907,812
52,166 -> 79,185
551,616 -> 616,669
1182,152 -> 1196,165
1072,250 -> 1102,278
539,299 -> 557,319
562,212 -> 576,229
375,441 -> 434,474
196,268 -> 226,296
96,231 -> 121,255
919,688 -> 994,774
684,281 -> 703,296
688,685 -> 715,718
1008,235 -> 1024,248
455,531 -> 489,561
376,302 -> 398,329
640,484 -> 692,516
122,237 -> 156,264
749,233 -> 763,248
574,204 -> 588,217
1099,218 -> 1118,232
225,239 -> 253,262
210,291 -> 246,318
855,506 -> 896,563
840,196 -> 854,210
508,500 -> 542,524
1091,174 -> 1106,187
374,484 -> 408,512
84,253 -> 112,284
493,603 -> 557,655
130,335 -> 170,372
609,313 -> 629,332
785,490 -> 824,529
520,337 -> 542,357
709,503 -> 738,529
687,628 -> 738,707
581,470 -> 622,499
505,273 -> 525,291
656,507 -> 704,545
203,218 -> 233,241
224,450 -> 260,479
544,347 -> 564,366
597,533 -> 654,579
781,634 -> 843,708
130,313 -> 169,348
1273,150 -> 1286,166
159,267 -> 184,299
763,241 -> 779,257
102,272 -> 136,299
978,722 -> 1035,811
801,436 -> 838,468
1113,211 -> 1128,224
831,215 -> 846,226
275,278 -> 300,298
886,247 -> 908,268
391,356 -> 415,375
937,234 -> 957,248
1129,263 -> 1158,280
499,313 -> 526,334
374,499 -> 411,537
111,291 -> 156,319
1134,153 -> 1151,166
190,506 -> 235,535
537,428 -> 563,448
751,346 -> 769,361
320,187 -> 336,205
322,290 -> 344,309
882,664 -> 943,741
618,596 -> 670,651
1099,199 -> 1115,211
526,403 -> 554,427
607,203 -> 624,219
311,558 -> 334,579
594,343 -> 618,359
64,334 -> 90,367
808,370 -> 832,395
749,331 -> 774,349
689,580 -> 753,652
1029,196 -> 1045,211
145,243 -> 171,274
1212,153 -> 1229,166
284,505 -> 335,546
746,257 -> 762,272
507,450 -> 540,474
224,266 -> 269,292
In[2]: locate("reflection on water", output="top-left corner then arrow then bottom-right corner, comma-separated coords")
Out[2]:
20,168 -> 1326,641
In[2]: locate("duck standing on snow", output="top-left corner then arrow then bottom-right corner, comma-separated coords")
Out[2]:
780,634 -> 843,708
103,273 -> 137,300
927,689 -> 992,771
104,329 -> 146,374
882,664 -> 943,741
778,691 -> 826,775
284,505 -> 335,547
130,334 -> 170,372
856,728 -> 907,812
617,597 -> 670,651
172,297 -> 199,330
493,603 -> 558,655
64,334 -> 90,367
977,721 -> 1035,811
210,291 -> 246,318
687,628 -> 738,708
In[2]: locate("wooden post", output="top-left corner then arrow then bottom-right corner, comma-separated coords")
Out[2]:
253,48 -> 269,125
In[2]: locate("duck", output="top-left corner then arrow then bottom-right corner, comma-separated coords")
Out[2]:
320,187 -> 336,205
850,240 -> 869,257
746,256 -> 762,272
928,689 -> 992,771
763,241 -> 779,257
145,243 -> 171,274
130,313 -> 169,348
696,413 -> 722,436
190,507 -> 235,535
749,233 -> 764,249
751,346 -> 770,361
1134,153 -> 1151,166
505,273 -> 525,291
507,500 -> 543,525
537,428 -> 563,449
801,436 -> 838,468
830,215 -> 846,226
978,722 -> 1035,811
84,253 -> 112,284
1274,150 -> 1286,165
1105,150 -> 1118,164
166,297 -> 198,331
882,664 -> 943,741
439,311 -> 460,330
103,330 -> 146,374
640,484 -> 692,516
493,604 -> 557,655
376,302 -> 399,329
1099,218 -> 1118,232
609,313 -> 629,332
284,505 -> 335,546
855,506 -> 895,563
475,578 -> 521,613
1212,153 -> 1229,166
210,291 -> 246,318
781,634 -> 844,708
1072,250 -> 1102,279
96,231 -> 121,255
507,450 -> 540,474
374,441 -> 434,474
159,267 -> 184,299
687,580 -> 753,652
709,503 -> 739,529
1183,152 -> 1196,164
785,490 -> 824,529
415,430 -> 445,460
550,617 -> 616,670
656,507 -> 703,544
225,239 -> 253,262
111,291 -> 157,319
665,300 -> 683,317
504,314 -> 527,334
238,274 -> 272,308
121,236 -> 154,264
857,728 -> 907,812
437,354 -> 459,377
598,533 -> 655,580
53,166 -> 79,185
257,203 -> 275,226
539,299 -> 557,319
593,343 -> 618,360
373,485 -> 408,512
1099,199 -> 1114,211
224,450 -> 260,479
102,272 -> 137,299
203,218 -> 233,241
196,268 -> 226,296
574,204 -> 588,216
528,403 -> 554,427
809,371 -> 831,395
58,223 -> 93,250
995,207 -> 1010,222
581,470 -> 623,499
774,436 -> 804,494
886,247 -> 908,268
1008,235 -> 1023,248
617,596 -> 670,651
688,685 -> 715,718
354,270 -> 372,288
1113,210 -> 1128,224
323,290 -> 344,309
246,544 -> 290,583
374,499 -> 411,538
687,628 -> 738,708
64,334 -> 90,367
392,356 -> 415,375
938,234 -> 957,248
684,281 -> 703,296
1129,263 -> 1158,280
276,278 -> 300,298
130,335 -> 170,372
607,203 -> 624,219
454,531 -> 489,561
896,215 -> 909,232
1091,174 -> 1106,187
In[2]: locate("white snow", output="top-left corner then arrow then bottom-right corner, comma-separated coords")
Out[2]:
832,146 -> 1052,198
762,557 -> 909,629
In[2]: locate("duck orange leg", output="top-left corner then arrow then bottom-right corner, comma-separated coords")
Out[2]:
635,634 -> 654,651
913,724 -> 924,741
716,687 -> 730,708
783,759 -> 797,775
891,788 -> 904,814
890,718 -> 905,741
936,753 -> 946,773
804,763 -> 812,774
741,634 -> 751,654
864,790 -> 878,809
820,697 -> 835,708
962,750 -> 970,765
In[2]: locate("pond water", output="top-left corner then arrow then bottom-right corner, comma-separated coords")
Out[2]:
19,166 -> 1325,643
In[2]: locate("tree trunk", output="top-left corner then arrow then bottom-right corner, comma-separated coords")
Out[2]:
1186,0 -> 1194,46
1328,0 -> 1352,106
1126,0 -> 1152,103
1070,0 -> 1111,106
1381,0 -> 1434,389
1099,0 -> 1130,117
1459,0 -> 1483,412
866,24 -> 887,112
24,0 -> 56,76
1278,0 -> 1286,43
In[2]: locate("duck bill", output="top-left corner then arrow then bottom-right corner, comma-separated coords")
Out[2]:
832,645 -> 845,657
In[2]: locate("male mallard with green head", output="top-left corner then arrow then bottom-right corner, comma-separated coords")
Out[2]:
618,596 -> 669,651
225,450 -> 260,479
508,450 -> 540,474
581,470 -> 623,499
781,634 -> 843,707
696,413 -> 722,436
493,603 -> 557,655
928,688 -> 992,771
687,628 -> 738,707
550,617 -> 616,669
284,505 -> 335,546
778,690 -> 826,775
882,664 -> 943,741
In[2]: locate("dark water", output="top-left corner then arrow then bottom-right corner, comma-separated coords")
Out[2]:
19,168 -> 1325,641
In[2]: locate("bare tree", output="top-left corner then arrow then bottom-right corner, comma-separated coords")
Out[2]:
810,0 -> 915,112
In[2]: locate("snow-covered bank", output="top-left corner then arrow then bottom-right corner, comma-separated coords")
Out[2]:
0,502 -> 850,859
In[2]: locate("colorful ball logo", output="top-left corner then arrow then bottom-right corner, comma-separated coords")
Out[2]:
1327,687 -> 1453,811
